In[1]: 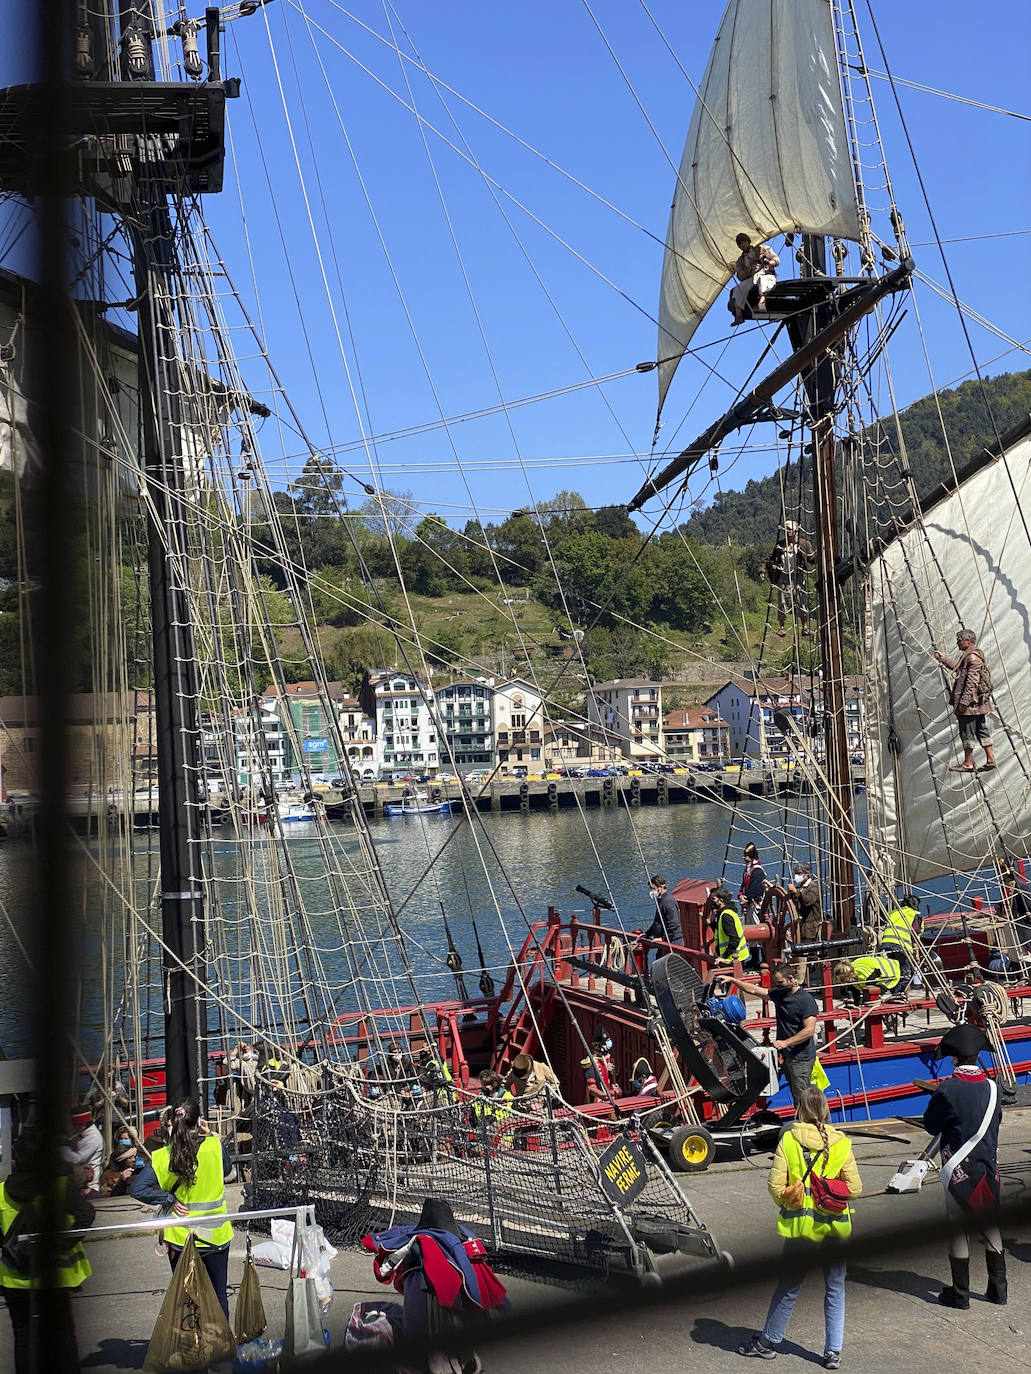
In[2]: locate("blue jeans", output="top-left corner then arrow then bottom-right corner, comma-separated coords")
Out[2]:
761,1245 -> 846,1352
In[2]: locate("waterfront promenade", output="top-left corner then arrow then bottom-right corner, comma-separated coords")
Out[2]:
7,1110 -> 1028,1373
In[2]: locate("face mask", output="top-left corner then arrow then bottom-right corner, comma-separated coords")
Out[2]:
603,1039 -> 613,1051
118,1138 -> 131,1149
794,872 -> 804,882
369,1086 -> 382,1099
242,1052 -> 257,1061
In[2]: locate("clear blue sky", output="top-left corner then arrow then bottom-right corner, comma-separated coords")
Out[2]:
6,2 -> 1030,528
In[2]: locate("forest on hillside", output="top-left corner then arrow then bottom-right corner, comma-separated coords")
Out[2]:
0,369 -> 1027,699
679,370 -> 1031,551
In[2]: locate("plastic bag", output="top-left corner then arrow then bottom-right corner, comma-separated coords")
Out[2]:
284,1274 -> 327,1360
250,1238 -> 292,1270
143,1234 -> 236,1372
234,1249 -> 267,1344
344,1300 -> 403,1352
233,1337 -> 283,1371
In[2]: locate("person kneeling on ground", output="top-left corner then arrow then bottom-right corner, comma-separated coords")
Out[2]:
739,1087 -> 862,1368
832,954 -> 903,1004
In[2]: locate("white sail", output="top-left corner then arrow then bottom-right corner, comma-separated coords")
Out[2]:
657,0 -> 862,410
865,422 -> 1031,882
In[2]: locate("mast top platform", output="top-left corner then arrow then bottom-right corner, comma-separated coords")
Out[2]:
0,79 -> 233,198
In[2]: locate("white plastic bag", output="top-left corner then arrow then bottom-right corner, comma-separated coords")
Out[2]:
249,1239 -> 292,1270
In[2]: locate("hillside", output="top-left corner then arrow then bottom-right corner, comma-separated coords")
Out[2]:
679,369 -> 1031,550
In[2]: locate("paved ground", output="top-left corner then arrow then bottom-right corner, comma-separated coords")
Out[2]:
3,1112 -> 1030,1372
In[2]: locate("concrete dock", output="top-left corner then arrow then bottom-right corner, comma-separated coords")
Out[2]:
6,1111 -> 1028,1372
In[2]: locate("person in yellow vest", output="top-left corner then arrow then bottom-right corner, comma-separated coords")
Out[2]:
130,1098 -> 234,1317
833,954 -> 903,1003
879,893 -> 922,983
0,1128 -> 93,1374
710,885 -> 749,964
739,1087 -> 862,1368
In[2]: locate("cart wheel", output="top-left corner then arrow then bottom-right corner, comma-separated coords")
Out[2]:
668,1123 -> 716,1172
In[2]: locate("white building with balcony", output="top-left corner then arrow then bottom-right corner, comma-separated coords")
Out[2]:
359,670 -> 439,776
704,676 -> 808,758
492,677 -> 544,770
434,680 -> 494,771
587,679 -> 665,761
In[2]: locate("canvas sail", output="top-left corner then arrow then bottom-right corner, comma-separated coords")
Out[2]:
657,0 -> 862,411
864,421 -> 1031,883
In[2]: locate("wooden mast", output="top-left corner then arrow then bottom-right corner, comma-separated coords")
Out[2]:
798,235 -> 855,935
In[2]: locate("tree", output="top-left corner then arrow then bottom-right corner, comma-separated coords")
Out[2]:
361,488 -> 415,538
288,454 -> 346,520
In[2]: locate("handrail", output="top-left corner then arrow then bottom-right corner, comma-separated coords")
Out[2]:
22,1202 -> 314,1245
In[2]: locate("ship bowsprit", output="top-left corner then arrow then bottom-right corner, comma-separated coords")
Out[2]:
244,1082 -> 721,1279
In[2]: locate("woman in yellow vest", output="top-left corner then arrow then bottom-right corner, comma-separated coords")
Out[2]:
130,1098 -> 234,1317
0,1128 -> 93,1374
739,1088 -> 862,1369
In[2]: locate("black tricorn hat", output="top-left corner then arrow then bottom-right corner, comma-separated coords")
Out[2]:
416,1196 -> 463,1237
937,1023 -> 990,1063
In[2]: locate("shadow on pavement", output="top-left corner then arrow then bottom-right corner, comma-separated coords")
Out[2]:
689,1317 -> 823,1364
847,1263 -> 941,1303
81,1337 -> 152,1369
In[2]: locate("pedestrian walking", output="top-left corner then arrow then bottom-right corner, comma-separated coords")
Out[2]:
739,1087 -> 862,1367
922,1023 -> 1006,1308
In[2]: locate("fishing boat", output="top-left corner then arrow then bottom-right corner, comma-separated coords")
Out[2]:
384,791 -> 454,817
2,3 -> 1028,1275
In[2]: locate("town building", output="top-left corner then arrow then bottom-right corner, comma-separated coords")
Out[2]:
359,670 -> 439,776
492,677 -> 544,770
233,698 -> 289,789
543,718 -> 620,768
0,692 -> 157,797
661,707 -> 730,765
434,680 -> 494,771
704,674 -> 864,760
586,679 -> 664,761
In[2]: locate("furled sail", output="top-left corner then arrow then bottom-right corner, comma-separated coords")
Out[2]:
864,419 -> 1031,883
657,0 -> 862,411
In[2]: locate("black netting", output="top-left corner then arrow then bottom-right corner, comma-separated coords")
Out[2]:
245,1080 -> 717,1277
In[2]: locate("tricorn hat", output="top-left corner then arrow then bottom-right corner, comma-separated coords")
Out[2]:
937,1023 -> 989,1063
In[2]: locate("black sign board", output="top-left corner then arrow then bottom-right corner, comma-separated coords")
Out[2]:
598,1137 -> 649,1207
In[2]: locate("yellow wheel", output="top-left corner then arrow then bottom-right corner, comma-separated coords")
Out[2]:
668,1123 -> 716,1172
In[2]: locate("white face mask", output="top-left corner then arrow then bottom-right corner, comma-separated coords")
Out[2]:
794,871 -> 804,882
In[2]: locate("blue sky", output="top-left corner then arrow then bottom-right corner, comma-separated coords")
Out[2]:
6,2 -> 1029,529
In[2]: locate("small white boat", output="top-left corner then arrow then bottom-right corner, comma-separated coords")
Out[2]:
384,791 -> 453,817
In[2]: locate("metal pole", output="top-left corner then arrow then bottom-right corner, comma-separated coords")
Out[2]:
127,5 -> 207,1106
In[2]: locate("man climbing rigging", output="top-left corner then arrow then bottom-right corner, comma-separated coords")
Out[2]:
760,521 -> 813,636
933,628 -> 996,773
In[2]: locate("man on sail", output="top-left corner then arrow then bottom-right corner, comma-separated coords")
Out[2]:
729,233 -> 779,325
760,522 -> 813,636
933,628 -> 996,772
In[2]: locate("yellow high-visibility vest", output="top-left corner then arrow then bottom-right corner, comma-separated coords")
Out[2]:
0,1178 -> 92,1291
852,954 -> 901,991
152,1134 -> 232,1250
881,906 -> 919,954
715,904 -> 748,961
777,1133 -> 854,1241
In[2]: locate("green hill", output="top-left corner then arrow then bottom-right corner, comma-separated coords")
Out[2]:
678,369 -> 1031,549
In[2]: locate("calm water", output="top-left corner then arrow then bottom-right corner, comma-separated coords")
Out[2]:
0,795 -> 862,1060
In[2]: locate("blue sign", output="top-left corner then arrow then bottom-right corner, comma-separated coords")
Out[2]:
303,739 -> 329,753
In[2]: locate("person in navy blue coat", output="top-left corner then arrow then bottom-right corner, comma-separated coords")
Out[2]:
922,1024 -> 1005,1308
